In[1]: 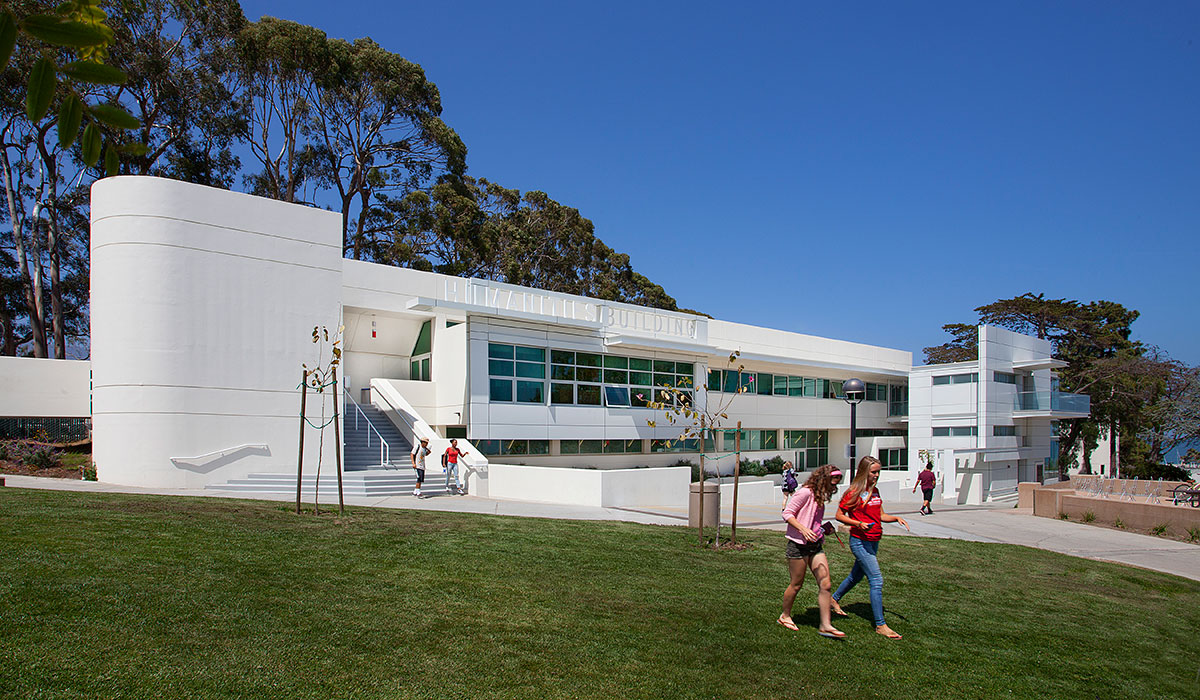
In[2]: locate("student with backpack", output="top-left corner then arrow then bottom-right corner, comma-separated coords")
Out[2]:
780,461 -> 798,509
410,437 -> 431,498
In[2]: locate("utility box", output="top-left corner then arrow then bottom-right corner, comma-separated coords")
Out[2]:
688,481 -> 720,528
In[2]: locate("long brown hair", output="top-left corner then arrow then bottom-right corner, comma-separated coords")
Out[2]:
801,464 -> 841,505
845,455 -> 881,501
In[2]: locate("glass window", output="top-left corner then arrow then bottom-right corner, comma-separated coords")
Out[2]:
576,352 -> 602,367
515,362 -> 545,379
506,439 -> 528,455
603,355 -> 628,369
551,350 -> 575,365
412,320 -> 432,356
675,362 -> 694,376
933,376 -> 951,386
933,427 -> 950,437
516,381 -> 544,403
624,439 -> 643,453
603,439 -> 625,454
631,388 -> 652,407
650,439 -> 699,453
477,440 -> 500,456
604,369 -> 628,384
420,358 -> 430,381
489,378 -> 512,402
708,370 -> 721,391
551,365 -> 575,380
577,367 -> 601,383
551,383 -> 574,404
580,439 -> 603,454
654,360 -> 675,373
776,376 -> 791,396
604,386 -> 630,407
488,343 -> 514,359
803,378 -> 816,397
655,373 -> 675,387
629,357 -> 653,371
783,430 -> 806,449
488,359 -> 513,377
629,371 -> 652,385
577,385 -> 601,405
560,440 -> 579,454
529,440 -> 549,455
994,372 -> 1017,384
410,360 -> 419,380
514,346 -> 545,363
993,425 -> 1016,437
760,430 -> 778,450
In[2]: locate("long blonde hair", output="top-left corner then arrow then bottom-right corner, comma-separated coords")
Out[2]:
846,455 -> 881,501
801,464 -> 841,504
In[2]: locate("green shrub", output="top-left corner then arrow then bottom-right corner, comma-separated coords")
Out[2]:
1114,518 -> 1125,529
0,441 -> 9,461
25,447 -> 61,471
739,459 -> 767,477
1082,510 -> 1095,523
762,456 -> 786,474
1188,527 -> 1200,543
1122,463 -> 1191,481
82,463 -> 97,481
1058,512 -> 1069,520
1150,523 -> 1169,536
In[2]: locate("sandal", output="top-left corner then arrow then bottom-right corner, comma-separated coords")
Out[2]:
777,614 -> 799,631
830,601 -> 849,617
817,628 -> 846,639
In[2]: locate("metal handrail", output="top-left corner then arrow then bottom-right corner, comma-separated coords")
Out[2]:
343,387 -> 390,467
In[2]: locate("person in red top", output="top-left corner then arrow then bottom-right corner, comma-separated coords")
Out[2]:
913,462 -> 936,515
442,439 -> 468,495
831,455 -> 909,639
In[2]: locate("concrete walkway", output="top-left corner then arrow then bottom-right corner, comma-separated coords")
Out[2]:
5,473 -> 1200,582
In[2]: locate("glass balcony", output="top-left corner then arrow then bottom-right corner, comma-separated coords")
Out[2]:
1015,391 -> 1090,414
888,400 -> 908,417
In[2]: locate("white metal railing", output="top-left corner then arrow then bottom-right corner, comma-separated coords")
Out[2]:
343,387 -> 390,467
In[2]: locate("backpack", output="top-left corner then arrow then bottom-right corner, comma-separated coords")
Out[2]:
783,470 -> 798,492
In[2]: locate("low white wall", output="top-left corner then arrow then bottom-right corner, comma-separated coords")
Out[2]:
718,478 -> 780,505
0,357 -> 91,418
488,464 -> 689,508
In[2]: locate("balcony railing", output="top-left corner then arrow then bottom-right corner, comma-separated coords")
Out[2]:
1015,391 -> 1090,414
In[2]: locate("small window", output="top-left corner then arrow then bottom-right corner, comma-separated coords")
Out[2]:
529,440 -> 549,455
994,372 -> 1017,385
604,386 -> 630,407
603,439 -> 626,454
551,383 -> 574,404
654,373 -> 675,387
488,359 -> 513,377
932,427 -> 950,437
580,439 -> 604,454
624,439 -> 643,453
629,371 -> 652,385
654,360 -> 675,373
629,357 -> 653,371
932,376 -> 951,386
560,440 -> 579,454
551,350 -> 575,365
576,352 -> 602,367
515,362 -> 545,379
674,362 -> 694,376
514,346 -> 545,363
604,369 -> 628,384
577,385 -> 602,405
551,365 -> 575,380
577,367 -> 601,383
603,355 -> 628,369
489,379 -> 513,402
757,372 -> 774,395
993,425 -> 1016,437
488,343 -> 514,359
516,381 -> 545,403
708,370 -> 721,391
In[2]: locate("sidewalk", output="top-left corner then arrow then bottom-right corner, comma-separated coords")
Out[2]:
5,473 -> 1200,581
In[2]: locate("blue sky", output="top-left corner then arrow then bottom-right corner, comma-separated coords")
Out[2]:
239,1 -> 1199,366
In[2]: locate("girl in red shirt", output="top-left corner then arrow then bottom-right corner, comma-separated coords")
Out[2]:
832,455 -> 909,639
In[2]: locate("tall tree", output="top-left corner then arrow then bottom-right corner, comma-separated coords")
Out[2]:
922,323 -> 978,364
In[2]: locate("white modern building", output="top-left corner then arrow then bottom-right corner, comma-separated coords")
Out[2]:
3,176 -> 1089,507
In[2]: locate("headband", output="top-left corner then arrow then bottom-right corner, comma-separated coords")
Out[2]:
830,469 -> 843,477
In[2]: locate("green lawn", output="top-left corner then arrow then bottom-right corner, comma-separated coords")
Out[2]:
1,489 -> 1197,699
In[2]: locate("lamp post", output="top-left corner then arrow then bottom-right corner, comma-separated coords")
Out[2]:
842,378 -> 866,475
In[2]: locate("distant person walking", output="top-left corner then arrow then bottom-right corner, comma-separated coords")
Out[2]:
778,464 -> 846,639
914,462 -> 936,515
832,455 -> 910,639
410,437 -> 431,498
443,438 -> 468,495
780,461 -> 798,511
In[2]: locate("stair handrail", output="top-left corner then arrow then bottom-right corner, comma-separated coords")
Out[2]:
369,378 -> 488,473
343,386 -> 390,467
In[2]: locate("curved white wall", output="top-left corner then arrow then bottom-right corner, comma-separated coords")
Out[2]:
90,177 -> 343,487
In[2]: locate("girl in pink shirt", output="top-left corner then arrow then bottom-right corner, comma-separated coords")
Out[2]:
778,464 -> 845,639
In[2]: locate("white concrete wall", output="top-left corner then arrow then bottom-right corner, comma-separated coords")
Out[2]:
487,464 -> 689,507
90,177 -> 342,487
0,357 -> 91,417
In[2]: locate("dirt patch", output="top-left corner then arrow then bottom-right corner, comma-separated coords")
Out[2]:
0,459 -> 84,481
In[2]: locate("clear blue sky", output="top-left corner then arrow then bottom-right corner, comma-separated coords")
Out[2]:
239,1 -> 1200,366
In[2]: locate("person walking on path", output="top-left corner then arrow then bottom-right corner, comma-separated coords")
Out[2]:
410,437 -> 431,498
443,438 -> 468,495
831,455 -> 910,639
778,464 -> 846,639
780,461 -> 798,512
913,462 -> 936,515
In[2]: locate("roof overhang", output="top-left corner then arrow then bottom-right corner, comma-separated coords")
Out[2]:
1011,358 -> 1069,371
713,348 -> 910,379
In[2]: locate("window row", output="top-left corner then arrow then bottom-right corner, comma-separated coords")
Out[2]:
994,372 -> 1017,384
472,430 -> 834,458
932,426 -> 978,437
489,343 -> 696,407
879,448 -> 908,470
933,373 -> 978,385
993,425 -> 1016,437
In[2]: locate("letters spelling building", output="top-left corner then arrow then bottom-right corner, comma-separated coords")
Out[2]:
83,177 -> 1085,505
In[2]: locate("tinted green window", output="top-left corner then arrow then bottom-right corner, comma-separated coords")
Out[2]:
576,352 -> 602,367
412,320 -> 432,356
630,371 -> 652,385
551,350 -> 575,365
506,440 -> 528,455
489,379 -> 512,402
488,343 -> 514,359
675,362 -> 694,376
723,371 -> 742,393
580,439 -> 603,454
603,369 -> 628,384
757,372 -> 774,395
577,385 -> 601,405
933,376 -> 951,386
783,430 -> 806,449
515,362 -> 545,379
514,346 -> 545,362
789,376 -> 804,397
624,439 -> 644,453
477,440 -> 500,456
551,365 -> 575,380
603,355 -> 628,369
604,386 -> 630,406
655,373 -> 675,387
529,440 -> 549,455
760,430 -> 778,450
708,370 -> 721,391
603,440 -> 625,454
803,378 -> 817,397
577,367 -> 601,383
410,360 -> 420,380
775,376 -> 789,396
629,357 -> 653,371
551,383 -> 574,404
631,388 -> 651,407
654,360 -> 675,373
560,440 -> 579,454
516,381 -> 544,403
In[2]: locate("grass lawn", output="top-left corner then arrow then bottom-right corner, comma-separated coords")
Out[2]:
2,489 -> 1198,699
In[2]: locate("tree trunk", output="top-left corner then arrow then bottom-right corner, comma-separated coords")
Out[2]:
1,146 -> 47,357
36,137 -> 64,359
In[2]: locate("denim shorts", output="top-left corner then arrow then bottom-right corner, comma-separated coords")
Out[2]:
786,538 -> 824,559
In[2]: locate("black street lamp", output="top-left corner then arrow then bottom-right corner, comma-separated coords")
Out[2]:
842,378 -> 866,475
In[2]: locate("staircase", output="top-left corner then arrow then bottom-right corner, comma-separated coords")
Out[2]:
205,402 -> 459,497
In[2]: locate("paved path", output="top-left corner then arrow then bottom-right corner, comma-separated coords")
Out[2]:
4,474 -> 1199,581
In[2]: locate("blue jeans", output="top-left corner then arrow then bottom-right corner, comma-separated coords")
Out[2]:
833,537 -> 885,626
444,462 -> 461,490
